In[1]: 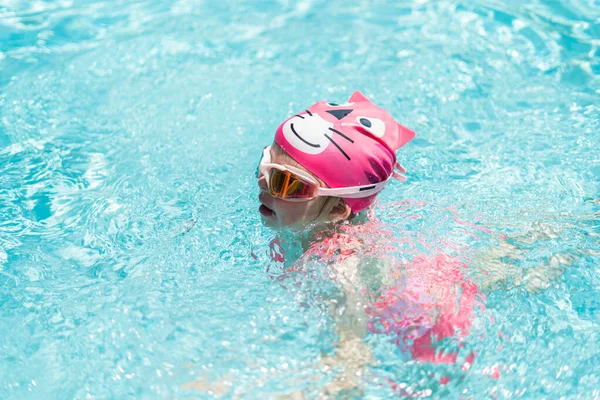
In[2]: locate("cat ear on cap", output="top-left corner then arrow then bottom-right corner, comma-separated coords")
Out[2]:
348,89 -> 416,149
349,90 -> 371,103
395,123 -> 416,149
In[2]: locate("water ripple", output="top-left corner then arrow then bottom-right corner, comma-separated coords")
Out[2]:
1,0 -> 599,398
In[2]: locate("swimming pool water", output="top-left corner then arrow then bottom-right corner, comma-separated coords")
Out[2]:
1,0 -> 599,398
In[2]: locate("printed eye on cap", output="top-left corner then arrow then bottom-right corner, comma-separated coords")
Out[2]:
355,116 -> 386,138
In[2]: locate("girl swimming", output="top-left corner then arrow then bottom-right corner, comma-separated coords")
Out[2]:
186,92 -> 582,398
256,91 -> 488,395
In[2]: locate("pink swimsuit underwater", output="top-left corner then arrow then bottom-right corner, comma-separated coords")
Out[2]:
288,219 -> 485,365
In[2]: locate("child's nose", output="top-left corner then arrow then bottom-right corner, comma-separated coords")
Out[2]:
258,176 -> 268,191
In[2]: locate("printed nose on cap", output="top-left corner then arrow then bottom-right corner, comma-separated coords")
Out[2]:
326,109 -> 353,120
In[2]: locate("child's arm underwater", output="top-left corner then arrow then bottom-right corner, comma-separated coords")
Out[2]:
472,221 -> 582,294
318,254 -> 398,397
474,200 -> 600,293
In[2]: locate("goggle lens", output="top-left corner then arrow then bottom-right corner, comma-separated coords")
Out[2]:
268,169 -> 317,200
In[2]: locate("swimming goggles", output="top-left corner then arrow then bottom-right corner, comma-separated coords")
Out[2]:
256,145 -> 395,201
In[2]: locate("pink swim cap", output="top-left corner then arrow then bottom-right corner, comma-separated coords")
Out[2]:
274,91 -> 416,213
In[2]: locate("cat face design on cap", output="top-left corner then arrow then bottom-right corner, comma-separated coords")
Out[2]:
280,91 -> 405,160
281,110 -> 334,155
274,91 -> 416,213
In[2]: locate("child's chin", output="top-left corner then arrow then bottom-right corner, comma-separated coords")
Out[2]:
260,217 -> 277,228
259,214 -> 296,230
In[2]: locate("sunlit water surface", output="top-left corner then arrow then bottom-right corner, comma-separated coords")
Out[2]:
1,0 -> 599,398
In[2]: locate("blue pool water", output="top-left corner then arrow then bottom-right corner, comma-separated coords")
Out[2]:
1,0 -> 599,398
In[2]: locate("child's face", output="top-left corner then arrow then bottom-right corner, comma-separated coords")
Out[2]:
257,146 -> 348,229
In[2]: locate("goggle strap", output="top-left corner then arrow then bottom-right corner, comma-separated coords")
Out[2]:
392,171 -> 407,182
317,180 -> 388,198
394,162 -> 407,174
392,162 -> 407,182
